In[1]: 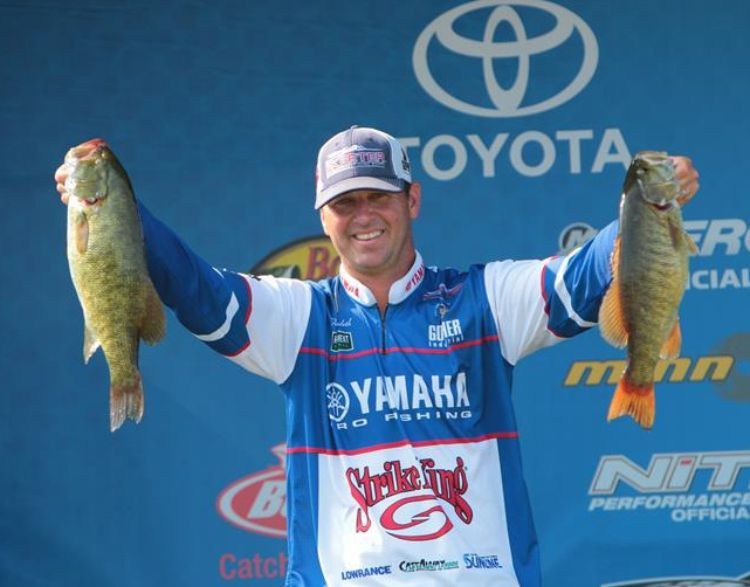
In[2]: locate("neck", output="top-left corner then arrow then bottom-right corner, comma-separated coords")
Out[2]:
342,249 -> 418,314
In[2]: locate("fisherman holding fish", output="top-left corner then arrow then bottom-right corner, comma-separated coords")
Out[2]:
55,127 -> 698,587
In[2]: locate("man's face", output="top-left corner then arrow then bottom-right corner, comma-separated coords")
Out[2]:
320,183 -> 421,280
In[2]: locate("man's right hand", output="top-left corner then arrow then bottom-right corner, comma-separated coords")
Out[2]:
55,163 -> 70,205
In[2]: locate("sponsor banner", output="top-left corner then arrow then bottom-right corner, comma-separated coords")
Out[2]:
588,450 -> 750,524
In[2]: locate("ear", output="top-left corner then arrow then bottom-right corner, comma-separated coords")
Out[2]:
407,181 -> 422,220
319,208 -> 330,236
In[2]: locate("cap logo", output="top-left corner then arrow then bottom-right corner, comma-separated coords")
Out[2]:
325,145 -> 387,178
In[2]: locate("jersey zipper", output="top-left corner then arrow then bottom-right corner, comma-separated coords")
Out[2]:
380,306 -> 389,354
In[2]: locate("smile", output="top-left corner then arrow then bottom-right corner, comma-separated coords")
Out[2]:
353,230 -> 384,241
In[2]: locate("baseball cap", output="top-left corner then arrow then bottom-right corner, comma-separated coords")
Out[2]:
315,126 -> 412,209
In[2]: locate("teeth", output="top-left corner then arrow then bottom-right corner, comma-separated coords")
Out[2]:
354,230 -> 383,241
86,197 -> 98,204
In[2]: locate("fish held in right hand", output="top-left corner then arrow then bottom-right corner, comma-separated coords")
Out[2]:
598,151 -> 697,430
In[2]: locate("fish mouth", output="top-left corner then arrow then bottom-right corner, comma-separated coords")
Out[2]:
80,195 -> 104,206
66,139 -> 110,204
69,138 -> 108,161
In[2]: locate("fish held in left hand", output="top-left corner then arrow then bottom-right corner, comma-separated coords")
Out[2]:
598,151 -> 697,429
64,139 -> 165,432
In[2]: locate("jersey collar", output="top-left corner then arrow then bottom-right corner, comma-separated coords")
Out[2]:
339,252 -> 425,307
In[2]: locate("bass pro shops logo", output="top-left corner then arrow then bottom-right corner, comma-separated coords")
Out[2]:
250,236 -> 339,280
413,0 -> 598,117
347,456 -> 472,541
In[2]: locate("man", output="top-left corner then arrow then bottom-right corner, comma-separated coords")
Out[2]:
55,126 -> 699,586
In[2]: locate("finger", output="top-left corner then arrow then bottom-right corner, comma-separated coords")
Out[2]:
54,163 -> 69,184
671,156 -> 698,181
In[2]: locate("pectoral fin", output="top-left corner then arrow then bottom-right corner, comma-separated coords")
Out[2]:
139,280 -> 166,345
598,237 -> 629,348
684,231 -> 699,254
83,322 -> 100,364
659,318 -> 682,360
74,211 -> 89,254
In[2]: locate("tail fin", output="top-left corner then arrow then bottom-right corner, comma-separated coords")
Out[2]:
110,372 -> 144,432
607,377 -> 655,430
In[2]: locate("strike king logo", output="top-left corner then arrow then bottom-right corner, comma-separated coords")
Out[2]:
250,235 -> 339,280
588,450 -> 750,523
217,444 -> 287,538
556,218 -> 750,291
347,456 -> 472,541
601,570 -> 750,586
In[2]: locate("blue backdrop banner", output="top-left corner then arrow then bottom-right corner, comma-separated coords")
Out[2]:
1,1 -> 748,585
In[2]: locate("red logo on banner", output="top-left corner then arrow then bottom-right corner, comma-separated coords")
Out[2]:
217,444 -> 287,538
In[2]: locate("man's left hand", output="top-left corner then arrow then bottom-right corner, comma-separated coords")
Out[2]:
671,156 -> 700,206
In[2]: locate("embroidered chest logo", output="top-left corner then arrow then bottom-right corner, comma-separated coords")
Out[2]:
346,456 -> 473,541
422,283 -> 465,347
331,331 -> 354,352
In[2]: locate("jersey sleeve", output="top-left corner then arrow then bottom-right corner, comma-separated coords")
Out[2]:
139,202 -> 311,384
484,220 -> 617,365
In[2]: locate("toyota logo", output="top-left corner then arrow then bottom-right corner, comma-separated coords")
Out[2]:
413,0 -> 599,117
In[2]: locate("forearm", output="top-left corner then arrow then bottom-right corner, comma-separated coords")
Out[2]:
544,219 -> 618,333
138,201 -> 249,343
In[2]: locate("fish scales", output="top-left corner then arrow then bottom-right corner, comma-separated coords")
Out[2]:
620,201 -> 687,382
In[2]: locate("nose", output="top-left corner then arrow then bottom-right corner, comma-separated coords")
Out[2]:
350,202 -> 378,226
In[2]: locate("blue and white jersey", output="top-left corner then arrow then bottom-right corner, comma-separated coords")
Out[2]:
140,204 -> 616,587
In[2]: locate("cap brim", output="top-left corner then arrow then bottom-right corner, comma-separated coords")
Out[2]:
315,177 -> 405,209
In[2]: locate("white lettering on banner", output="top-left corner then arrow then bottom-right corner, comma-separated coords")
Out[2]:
684,219 -> 750,290
685,218 -> 750,256
688,268 -> 750,290
399,128 -> 630,180
247,480 -> 287,519
587,451 -> 750,524
590,452 -> 750,494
